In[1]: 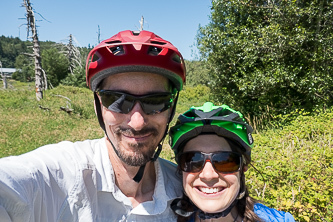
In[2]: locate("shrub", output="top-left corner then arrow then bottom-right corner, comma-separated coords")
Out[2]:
247,108 -> 333,221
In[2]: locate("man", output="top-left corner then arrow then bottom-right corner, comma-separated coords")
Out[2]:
0,30 -> 186,221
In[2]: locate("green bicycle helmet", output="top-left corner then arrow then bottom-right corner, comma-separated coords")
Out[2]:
169,102 -> 254,164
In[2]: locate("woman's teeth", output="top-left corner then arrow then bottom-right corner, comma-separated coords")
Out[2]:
200,187 -> 221,194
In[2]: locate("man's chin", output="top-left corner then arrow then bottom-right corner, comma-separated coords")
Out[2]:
118,153 -> 151,166
117,144 -> 156,166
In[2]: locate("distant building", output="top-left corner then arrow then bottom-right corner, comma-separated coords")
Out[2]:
0,68 -> 18,78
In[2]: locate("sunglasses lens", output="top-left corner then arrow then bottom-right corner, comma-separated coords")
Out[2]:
178,152 -> 241,173
140,95 -> 173,114
98,90 -> 173,115
99,91 -> 120,108
212,152 -> 241,173
120,98 -> 135,114
179,152 -> 205,173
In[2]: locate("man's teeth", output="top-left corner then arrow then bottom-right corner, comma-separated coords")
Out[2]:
200,187 -> 220,194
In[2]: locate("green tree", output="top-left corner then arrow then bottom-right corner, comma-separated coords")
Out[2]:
61,46 -> 90,88
0,36 -> 28,67
41,48 -> 69,88
197,0 -> 333,117
13,54 -> 34,82
185,60 -> 211,87
61,65 -> 87,88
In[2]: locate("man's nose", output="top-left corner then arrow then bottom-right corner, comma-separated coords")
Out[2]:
127,102 -> 147,131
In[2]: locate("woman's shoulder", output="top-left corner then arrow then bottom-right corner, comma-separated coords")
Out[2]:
254,203 -> 296,222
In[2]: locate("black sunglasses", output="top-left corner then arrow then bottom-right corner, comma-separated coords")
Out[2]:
97,90 -> 175,115
178,151 -> 242,173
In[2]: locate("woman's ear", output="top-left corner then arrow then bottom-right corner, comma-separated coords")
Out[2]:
243,165 -> 248,172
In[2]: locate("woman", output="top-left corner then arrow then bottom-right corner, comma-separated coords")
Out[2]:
169,102 -> 295,222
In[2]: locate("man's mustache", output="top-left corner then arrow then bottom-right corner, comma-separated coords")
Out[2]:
114,126 -> 159,137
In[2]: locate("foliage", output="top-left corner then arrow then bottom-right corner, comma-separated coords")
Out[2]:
176,84 -> 212,117
197,0 -> 333,117
184,60 -> 211,87
0,36 -> 90,89
0,36 -> 28,67
12,54 -> 34,82
41,48 -> 69,88
61,65 -> 87,88
247,108 -> 333,221
61,46 -> 90,88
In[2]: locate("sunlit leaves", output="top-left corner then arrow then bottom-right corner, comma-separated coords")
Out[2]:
197,0 -> 333,117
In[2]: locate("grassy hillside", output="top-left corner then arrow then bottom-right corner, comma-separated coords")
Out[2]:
0,81 -> 103,157
1,81 -> 332,221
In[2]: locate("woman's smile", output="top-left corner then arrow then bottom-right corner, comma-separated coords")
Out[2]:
196,186 -> 225,195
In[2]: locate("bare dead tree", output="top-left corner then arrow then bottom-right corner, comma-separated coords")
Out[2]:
136,16 -> 148,31
97,25 -> 101,43
68,34 -> 75,74
22,0 -> 45,100
139,16 -> 144,31
60,34 -> 82,75
0,61 -> 7,89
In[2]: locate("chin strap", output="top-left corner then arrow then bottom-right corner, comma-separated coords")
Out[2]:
198,200 -> 238,219
237,167 -> 246,200
133,165 -> 146,183
171,194 -> 198,218
171,195 -> 239,220
132,143 -> 162,182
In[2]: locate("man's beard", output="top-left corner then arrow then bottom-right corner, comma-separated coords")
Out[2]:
112,126 -> 160,166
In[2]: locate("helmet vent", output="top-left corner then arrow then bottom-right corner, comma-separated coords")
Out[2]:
109,46 -> 125,55
105,40 -> 121,44
148,46 -> 162,56
172,54 -> 181,63
92,54 -> 99,62
151,41 -> 166,45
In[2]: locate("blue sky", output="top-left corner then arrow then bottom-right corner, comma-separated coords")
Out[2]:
0,0 -> 212,60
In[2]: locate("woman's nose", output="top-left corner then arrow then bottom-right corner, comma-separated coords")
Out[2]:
199,160 -> 219,180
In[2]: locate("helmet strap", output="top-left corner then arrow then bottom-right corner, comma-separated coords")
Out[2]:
132,142 -> 162,183
169,92 -> 179,122
94,92 -> 106,132
171,193 -> 238,220
237,169 -> 246,199
133,164 -> 146,182
198,199 -> 238,219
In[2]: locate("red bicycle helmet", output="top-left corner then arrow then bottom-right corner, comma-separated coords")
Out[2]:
86,30 -> 186,91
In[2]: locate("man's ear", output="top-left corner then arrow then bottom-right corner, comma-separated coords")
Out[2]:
243,165 -> 248,172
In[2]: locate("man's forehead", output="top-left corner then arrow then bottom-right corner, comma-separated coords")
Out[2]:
101,72 -> 171,92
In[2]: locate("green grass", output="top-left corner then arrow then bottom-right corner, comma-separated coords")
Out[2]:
1,80 -> 332,221
0,81 -> 103,157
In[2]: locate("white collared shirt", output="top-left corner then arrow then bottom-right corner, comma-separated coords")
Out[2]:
0,138 -> 182,221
